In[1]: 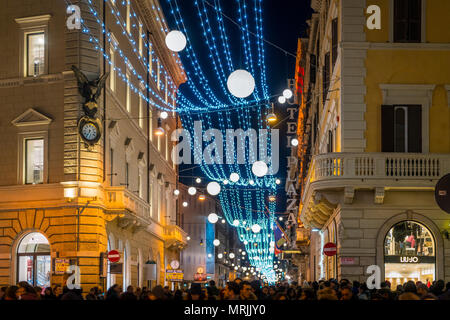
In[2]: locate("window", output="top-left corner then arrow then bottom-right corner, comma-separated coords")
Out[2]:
165,130 -> 169,161
139,95 -> 144,128
26,32 -> 45,77
157,61 -> 161,90
110,47 -> 116,92
125,162 -> 129,188
126,1 -> 131,34
126,70 -> 131,112
138,173 -> 143,198
310,54 -> 317,84
331,18 -> 338,69
165,76 -> 168,103
394,0 -> 421,43
110,148 -> 114,186
138,21 -> 143,56
157,135 -> 161,151
327,130 -> 334,153
25,138 -> 44,184
149,106 -> 153,142
148,43 -> 153,75
322,52 -> 330,106
381,105 -> 422,152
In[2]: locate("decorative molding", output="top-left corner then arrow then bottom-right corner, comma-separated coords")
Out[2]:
12,108 -> 52,127
15,14 -> 52,25
344,186 -> 355,204
374,187 -> 385,204
342,41 -> 450,51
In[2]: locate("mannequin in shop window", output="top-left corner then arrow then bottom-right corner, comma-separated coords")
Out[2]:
404,234 -> 416,255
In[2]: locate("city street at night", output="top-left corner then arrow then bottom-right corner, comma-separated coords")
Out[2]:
0,0 -> 450,317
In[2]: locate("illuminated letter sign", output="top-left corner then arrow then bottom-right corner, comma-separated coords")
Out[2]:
66,5 -> 81,30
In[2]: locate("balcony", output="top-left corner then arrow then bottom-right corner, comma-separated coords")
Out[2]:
300,153 -> 450,228
164,224 -> 188,250
104,186 -> 151,225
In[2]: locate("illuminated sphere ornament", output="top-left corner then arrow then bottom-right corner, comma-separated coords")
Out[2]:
173,189 -> 180,196
266,113 -> 277,123
234,266 -> 238,270
154,126 -> 165,136
229,253 -> 235,259
188,187 -> 197,196
165,30 -> 187,52
160,111 -> 169,119
232,220 -> 240,227
291,138 -> 299,146
251,224 -> 261,233
249,179 -> 255,185
213,239 -> 220,246
198,194 -> 206,201
242,251 -> 246,255
195,177 -> 202,184
207,213 -> 219,224
221,219 -> 226,224
229,172 -> 240,183
186,236 -> 191,241
206,181 -> 221,196
227,69 -> 255,98
182,201 -> 188,207
252,161 -> 268,177
283,89 -> 293,99
275,179 -> 281,185
278,96 -> 286,104
218,253 -> 223,259
223,179 -> 229,185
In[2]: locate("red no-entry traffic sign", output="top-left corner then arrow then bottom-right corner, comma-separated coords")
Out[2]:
108,250 -> 121,263
323,242 -> 337,256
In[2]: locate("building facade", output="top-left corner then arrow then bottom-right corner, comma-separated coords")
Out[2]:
298,0 -> 450,284
0,0 -> 187,292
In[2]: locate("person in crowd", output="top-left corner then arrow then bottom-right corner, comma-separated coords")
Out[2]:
85,287 -> 99,300
17,281 -> 38,300
398,292 -> 420,300
240,281 -> 257,300
151,285 -> 167,300
106,284 -> 120,300
0,286 -> 6,300
173,289 -> 183,300
53,285 -> 63,299
224,281 -> 240,300
42,287 -> 56,300
417,283 -> 429,299
317,287 -> 338,300
4,286 -> 19,301
120,285 -> 137,300
340,286 -> 357,301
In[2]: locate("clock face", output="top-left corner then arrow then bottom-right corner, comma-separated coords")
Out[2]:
82,123 -> 98,141
170,260 -> 180,269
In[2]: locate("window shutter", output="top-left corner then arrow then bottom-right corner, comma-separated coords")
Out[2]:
310,54 -> 317,84
331,18 -> 338,69
381,105 -> 395,152
407,105 -> 422,152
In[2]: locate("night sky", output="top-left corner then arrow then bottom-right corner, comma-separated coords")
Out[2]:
160,0 -> 313,213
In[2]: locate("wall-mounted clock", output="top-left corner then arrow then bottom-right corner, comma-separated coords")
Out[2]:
170,260 -> 180,269
78,117 -> 102,145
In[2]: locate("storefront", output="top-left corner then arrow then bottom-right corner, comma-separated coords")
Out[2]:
384,221 -> 436,287
16,232 -> 51,288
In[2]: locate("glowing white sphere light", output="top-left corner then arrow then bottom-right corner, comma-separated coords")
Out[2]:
188,187 -> 197,196
173,189 -> 180,196
223,179 -> 229,185
232,220 -> 240,227
218,253 -> 223,259
206,181 -> 221,196
278,96 -> 286,104
165,30 -> 187,52
251,224 -> 261,233
160,111 -> 168,119
291,138 -> 299,146
226,69 -> 255,98
229,253 -> 235,259
195,177 -> 202,184
213,239 -> 220,246
283,89 -> 293,99
252,161 -> 268,177
229,172 -> 240,183
275,179 -> 281,185
208,213 -> 219,224
249,179 -> 255,185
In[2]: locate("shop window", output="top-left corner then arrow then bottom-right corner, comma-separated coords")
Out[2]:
17,232 -> 50,288
25,138 -> 44,184
394,0 -> 421,43
26,32 -> 45,77
381,105 -> 422,153
384,221 -> 435,287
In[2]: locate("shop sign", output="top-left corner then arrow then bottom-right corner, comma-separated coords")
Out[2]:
166,269 -> 183,282
55,259 -> 70,274
435,173 -> 450,213
385,255 -> 435,264
340,257 -> 355,265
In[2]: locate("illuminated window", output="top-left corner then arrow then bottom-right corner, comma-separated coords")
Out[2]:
126,70 -> 131,113
26,32 -> 45,77
149,104 -> 153,142
25,138 -> 44,184
157,60 -> 160,90
138,21 -> 143,56
139,94 -> 144,128
148,43 -> 153,75
165,76 -> 168,102
109,47 -> 116,92
126,1 -> 131,34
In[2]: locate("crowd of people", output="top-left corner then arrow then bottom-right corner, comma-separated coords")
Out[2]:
1,278 -> 450,301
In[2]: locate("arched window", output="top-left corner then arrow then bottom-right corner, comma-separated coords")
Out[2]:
17,232 -> 50,287
384,221 -> 435,286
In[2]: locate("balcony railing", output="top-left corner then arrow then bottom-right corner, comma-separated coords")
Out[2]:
303,153 -> 450,196
104,186 -> 151,220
